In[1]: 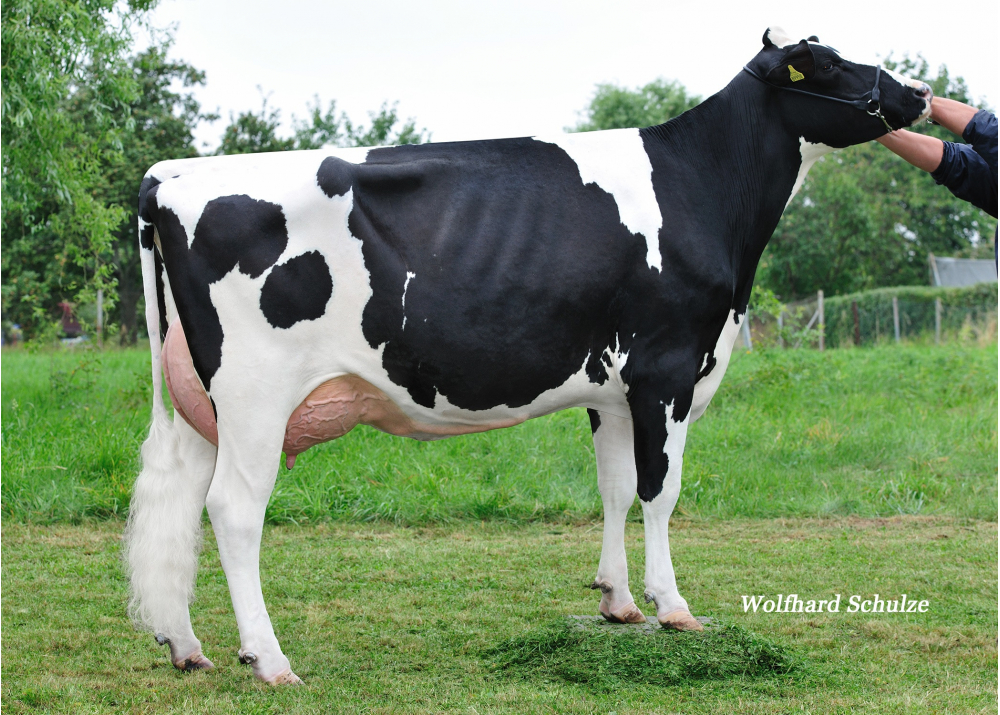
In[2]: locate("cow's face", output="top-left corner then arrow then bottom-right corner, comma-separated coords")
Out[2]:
748,27 -> 932,147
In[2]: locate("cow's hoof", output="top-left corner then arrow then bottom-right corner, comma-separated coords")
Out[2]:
174,651 -> 215,671
600,600 -> 647,624
658,610 -> 704,631
265,668 -> 303,685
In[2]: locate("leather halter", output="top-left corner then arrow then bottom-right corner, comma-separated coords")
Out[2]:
742,64 -> 894,133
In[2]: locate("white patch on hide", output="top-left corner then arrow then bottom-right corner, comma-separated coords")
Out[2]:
533,129 -> 663,271
662,401 -> 690,481
883,67 -> 923,90
401,271 -> 415,329
690,309 -> 744,422
766,26 -> 795,48
787,137 -> 834,208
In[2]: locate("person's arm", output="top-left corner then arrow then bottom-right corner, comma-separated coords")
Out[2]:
875,130 -> 943,172
928,97 -> 979,137
874,97 -> 980,171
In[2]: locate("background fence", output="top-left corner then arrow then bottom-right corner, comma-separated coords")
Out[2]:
747,281 -> 998,350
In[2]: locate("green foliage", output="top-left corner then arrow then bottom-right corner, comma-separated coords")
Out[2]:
294,98 -> 427,149
215,94 -> 295,155
100,45 -> 214,343
2,344 -> 995,523
218,95 -> 428,155
822,281 -> 998,347
1,0 -> 155,336
487,619 -> 800,689
572,78 -> 701,132
759,56 -> 997,300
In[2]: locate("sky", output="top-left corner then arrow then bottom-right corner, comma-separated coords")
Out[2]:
143,0 -> 999,152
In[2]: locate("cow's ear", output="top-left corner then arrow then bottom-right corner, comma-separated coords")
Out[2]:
765,40 -> 816,84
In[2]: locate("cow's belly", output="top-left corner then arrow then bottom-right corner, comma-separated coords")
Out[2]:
163,319 -> 623,468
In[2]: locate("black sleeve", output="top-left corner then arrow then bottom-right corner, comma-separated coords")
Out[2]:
930,110 -> 998,218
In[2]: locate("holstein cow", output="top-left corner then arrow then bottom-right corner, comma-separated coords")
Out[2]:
125,28 -> 931,683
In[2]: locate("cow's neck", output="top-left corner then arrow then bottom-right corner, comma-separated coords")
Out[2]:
642,73 -> 807,312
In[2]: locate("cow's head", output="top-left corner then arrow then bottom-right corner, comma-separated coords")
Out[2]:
746,27 -> 932,147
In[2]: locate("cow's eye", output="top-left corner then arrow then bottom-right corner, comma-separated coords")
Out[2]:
821,62 -> 835,72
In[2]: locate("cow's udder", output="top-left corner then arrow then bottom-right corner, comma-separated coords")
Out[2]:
160,320 -> 524,467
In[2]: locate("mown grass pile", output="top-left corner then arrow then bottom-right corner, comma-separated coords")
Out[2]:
487,619 -> 800,689
2,342 -> 996,523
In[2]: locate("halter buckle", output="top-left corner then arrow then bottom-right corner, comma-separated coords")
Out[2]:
866,103 -> 894,133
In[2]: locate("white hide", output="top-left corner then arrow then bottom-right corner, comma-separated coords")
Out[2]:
766,26 -> 795,48
691,309 -> 744,422
534,129 -> 663,271
788,137 -> 834,208
591,412 -> 640,618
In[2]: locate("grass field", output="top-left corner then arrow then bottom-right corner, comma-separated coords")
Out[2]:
2,343 -> 996,523
2,518 -> 995,714
1,343 -> 996,712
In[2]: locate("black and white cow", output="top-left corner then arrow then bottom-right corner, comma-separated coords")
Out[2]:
125,28 -> 931,683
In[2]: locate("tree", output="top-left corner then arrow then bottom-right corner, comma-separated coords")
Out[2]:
572,78 -> 701,132
217,96 -> 427,155
294,98 -> 426,149
216,94 -> 295,155
98,45 -> 214,343
758,56 -> 997,300
2,0 -> 156,337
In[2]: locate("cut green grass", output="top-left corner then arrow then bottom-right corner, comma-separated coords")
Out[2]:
1,518 -> 995,713
1,342 -> 996,523
487,619 -> 800,689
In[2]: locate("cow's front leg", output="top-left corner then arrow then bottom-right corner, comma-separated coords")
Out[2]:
629,388 -> 703,631
205,403 -> 301,684
588,409 -> 645,623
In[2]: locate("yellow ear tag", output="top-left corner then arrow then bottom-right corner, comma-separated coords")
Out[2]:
788,65 -> 805,82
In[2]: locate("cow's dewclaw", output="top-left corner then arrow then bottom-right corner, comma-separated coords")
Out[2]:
592,578 -> 646,623
658,609 -> 704,632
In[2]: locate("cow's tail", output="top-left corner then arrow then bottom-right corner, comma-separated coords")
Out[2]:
123,188 -> 204,643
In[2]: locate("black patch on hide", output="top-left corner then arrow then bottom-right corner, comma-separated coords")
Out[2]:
260,251 -> 333,329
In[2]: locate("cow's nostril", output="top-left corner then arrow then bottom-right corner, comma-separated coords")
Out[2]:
916,83 -> 933,99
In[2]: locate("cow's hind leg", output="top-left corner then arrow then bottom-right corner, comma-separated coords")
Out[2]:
630,389 -> 703,631
125,410 -> 218,670
205,404 -> 300,684
588,410 -> 645,623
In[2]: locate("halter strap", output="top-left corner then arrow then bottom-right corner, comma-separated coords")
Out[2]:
742,64 -> 893,133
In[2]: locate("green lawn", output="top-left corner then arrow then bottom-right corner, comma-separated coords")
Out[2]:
2,343 -> 996,523
2,344 -> 995,712
2,518 -> 995,714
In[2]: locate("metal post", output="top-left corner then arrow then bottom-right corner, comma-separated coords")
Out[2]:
892,296 -> 900,344
934,297 -> 941,345
928,253 -> 942,287
851,301 -> 861,346
817,290 -> 824,351
96,288 -> 104,349
742,315 -> 752,351
777,312 -> 784,348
